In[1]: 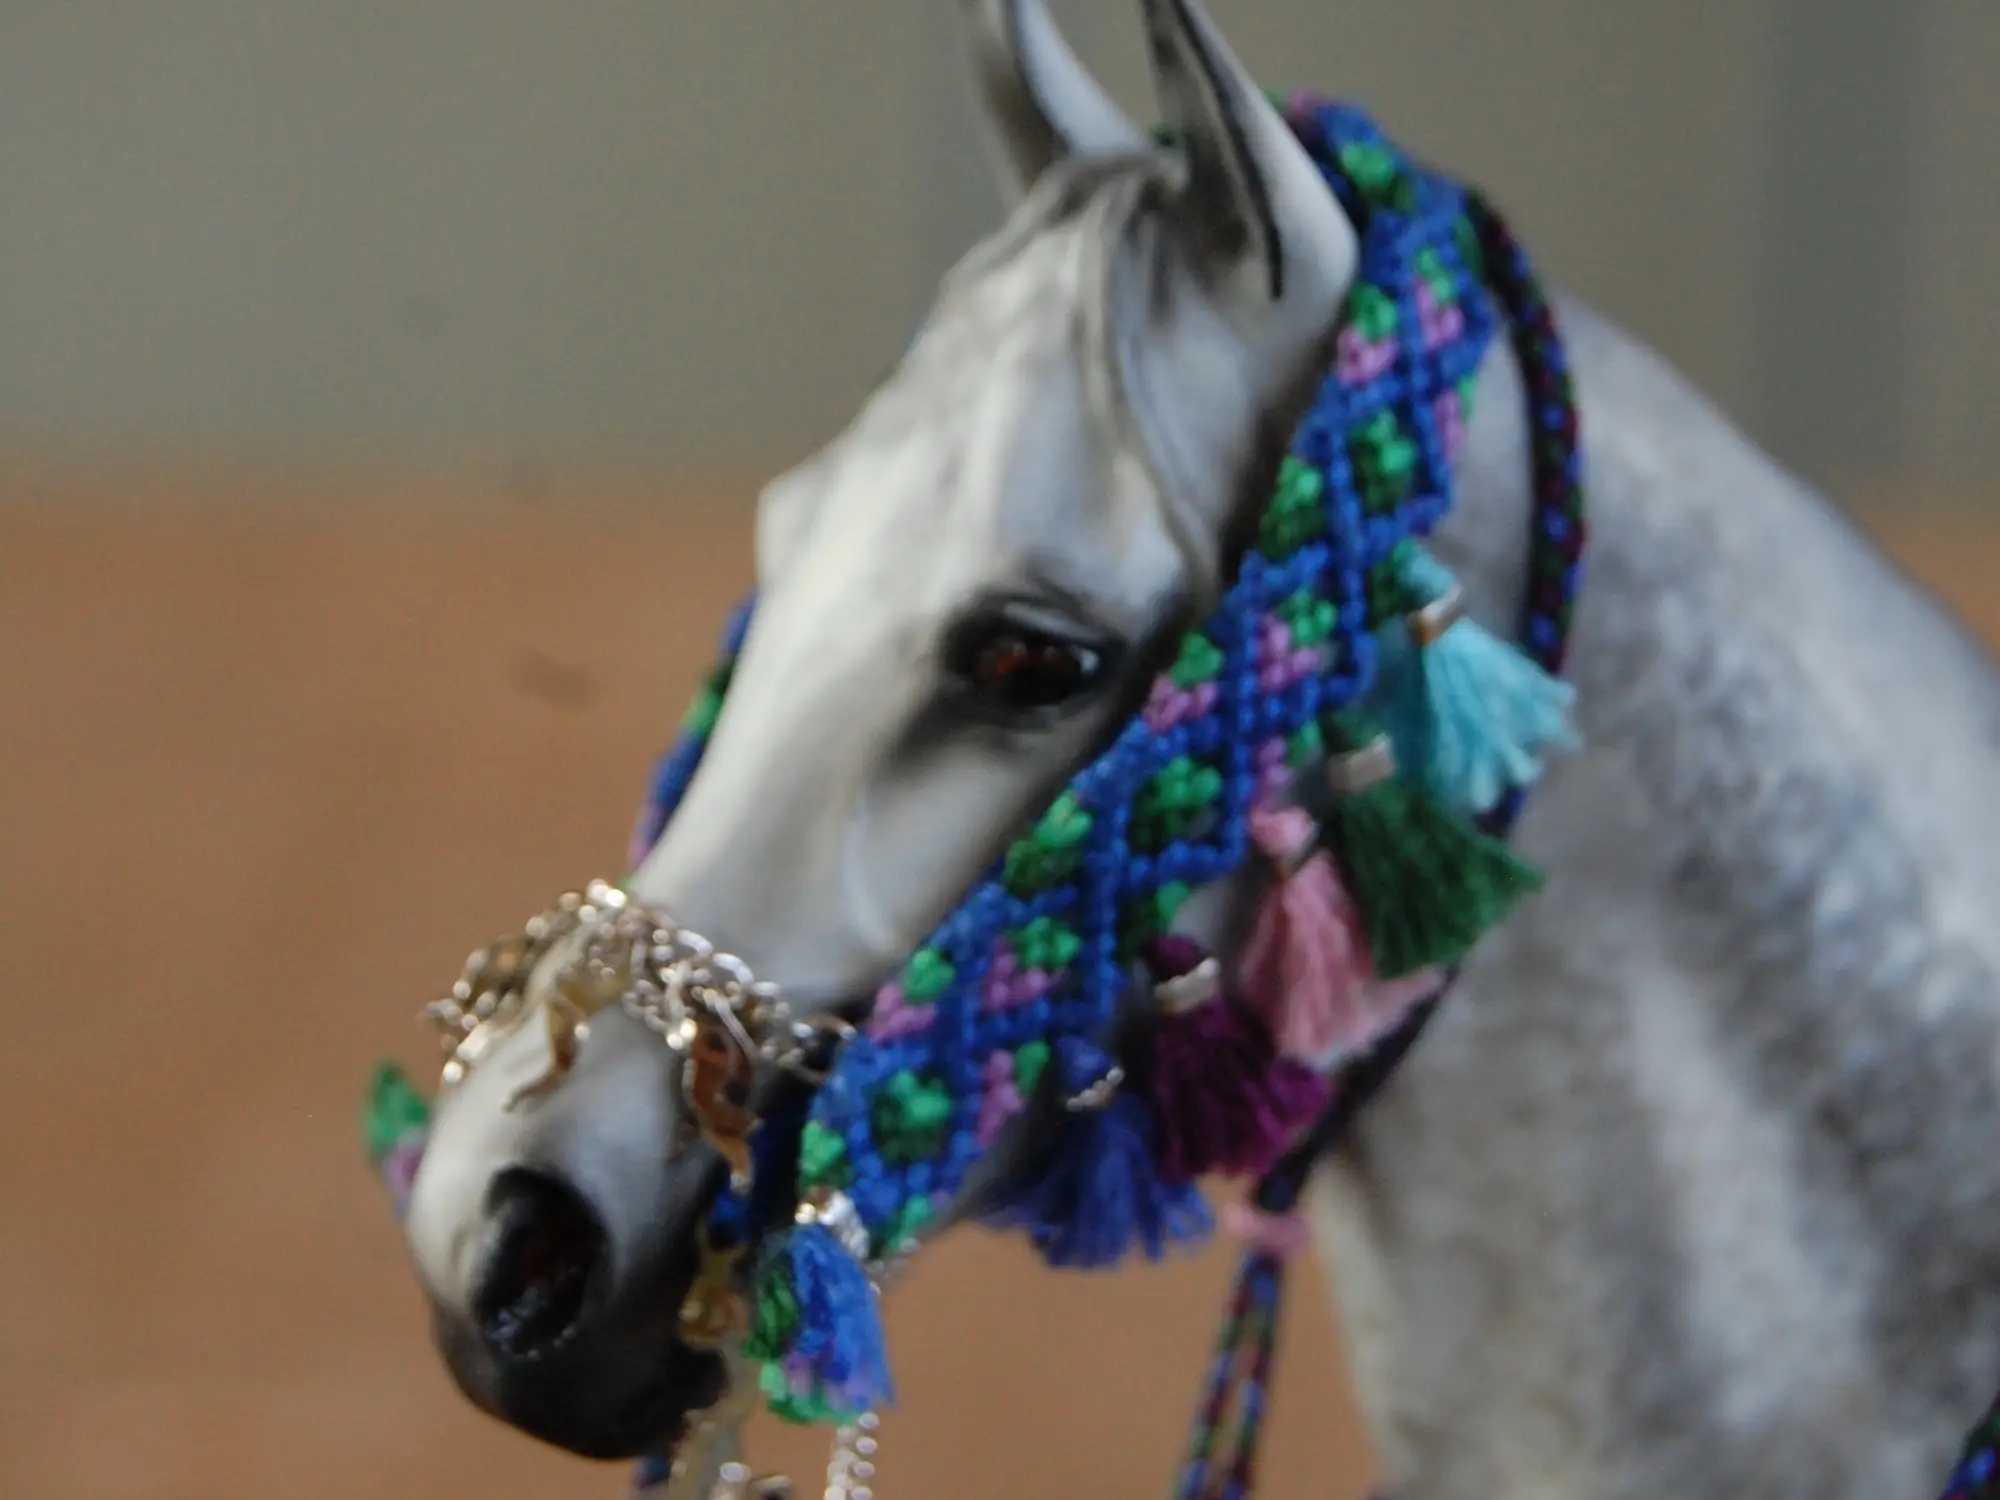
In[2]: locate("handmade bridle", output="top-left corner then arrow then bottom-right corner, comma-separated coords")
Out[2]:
377,93 -> 1586,1500
367,71 -> 2000,1500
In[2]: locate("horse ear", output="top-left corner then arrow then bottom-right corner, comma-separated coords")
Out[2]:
959,0 -> 1146,203
1139,0 -> 1356,317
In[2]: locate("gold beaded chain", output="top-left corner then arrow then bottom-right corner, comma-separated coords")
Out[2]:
424,883 -> 888,1500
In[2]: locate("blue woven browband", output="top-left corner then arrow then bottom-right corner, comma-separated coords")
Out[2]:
618,95 -> 1587,1427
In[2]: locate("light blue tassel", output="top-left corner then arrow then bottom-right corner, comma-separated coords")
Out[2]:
1377,547 -> 1578,815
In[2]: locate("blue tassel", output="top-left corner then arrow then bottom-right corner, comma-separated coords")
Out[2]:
985,1037 -> 1214,1270
746,1217 -> 893,1423
783,1222 -> 892,1407
1377,546 -> 1577,814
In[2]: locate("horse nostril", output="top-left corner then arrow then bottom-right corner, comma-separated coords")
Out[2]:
475,1168 -> 606,1361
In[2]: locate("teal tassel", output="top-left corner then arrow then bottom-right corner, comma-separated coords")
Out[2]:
1378,547 -> 1577,814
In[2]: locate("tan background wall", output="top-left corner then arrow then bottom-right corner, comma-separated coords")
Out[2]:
0,480 -> 1376,1500
1,477 -> 1995,1500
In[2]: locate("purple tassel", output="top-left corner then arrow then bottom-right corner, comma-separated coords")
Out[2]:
985,1036 -> 1213,1269
1150,996 -> 1331,1182
1148,933 -> 1212,983
377,1138 -> 427,1221
1144,938 -> 1332,1181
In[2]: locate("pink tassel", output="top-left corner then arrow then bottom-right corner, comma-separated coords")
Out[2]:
1220,1201 -> 1313,1260
1366,967 -> 1449,1020
1238,805 -> 1378,1061
1236,806 -> 1441,1066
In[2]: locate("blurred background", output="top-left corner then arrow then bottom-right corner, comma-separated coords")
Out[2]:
1,4 -> 1994,1498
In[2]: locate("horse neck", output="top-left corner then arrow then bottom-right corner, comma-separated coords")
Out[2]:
1302,295 -> 2000,1500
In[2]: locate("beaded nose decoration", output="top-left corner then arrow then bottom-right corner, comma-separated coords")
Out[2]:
422,882 -> 845,1147
367,93 -> 1589,1500
400,882 -> 883,1498
419,881 -> 856,1341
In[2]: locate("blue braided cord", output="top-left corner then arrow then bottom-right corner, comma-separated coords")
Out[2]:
1167,166 -> 1593,1500
1172,1248 -> 1285,1500
1943,1386 -> 2000,1500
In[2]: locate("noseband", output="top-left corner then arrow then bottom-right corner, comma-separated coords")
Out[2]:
421,880 -> 866,1355
423,881 -> 846,1165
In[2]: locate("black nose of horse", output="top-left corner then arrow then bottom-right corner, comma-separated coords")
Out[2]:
475,1168 -> 606,1361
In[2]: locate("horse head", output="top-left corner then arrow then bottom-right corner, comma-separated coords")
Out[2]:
400,0 -> 1366,1463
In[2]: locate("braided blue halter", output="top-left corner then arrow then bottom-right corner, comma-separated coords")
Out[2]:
622,94 -> 1580,1428
367,91 -> 1589,1499
359,85 -> 2000,1500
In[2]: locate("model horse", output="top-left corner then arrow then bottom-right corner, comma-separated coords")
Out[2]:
397,2 -> 2000,1497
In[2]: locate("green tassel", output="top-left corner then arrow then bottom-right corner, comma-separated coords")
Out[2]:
759,1362 -> 847,1426
362,1061 -> 430,1165
742,1257 -> 801,1366
1319,710 -> 1544,978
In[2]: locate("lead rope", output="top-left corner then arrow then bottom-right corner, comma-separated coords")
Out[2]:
1170,186 -> 1586,1500
1942,1388 -> 2000,1500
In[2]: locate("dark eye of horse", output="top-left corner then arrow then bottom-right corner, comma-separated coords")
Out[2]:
952,623 -> 1104,714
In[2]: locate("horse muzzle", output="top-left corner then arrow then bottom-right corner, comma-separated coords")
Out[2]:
431,1163 -> 731,1461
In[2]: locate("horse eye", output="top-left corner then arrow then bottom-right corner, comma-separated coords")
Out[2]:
953,623 -> 1104,714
